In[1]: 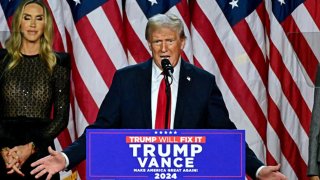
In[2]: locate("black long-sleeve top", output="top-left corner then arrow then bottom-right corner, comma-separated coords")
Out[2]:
0,49 -> 70,150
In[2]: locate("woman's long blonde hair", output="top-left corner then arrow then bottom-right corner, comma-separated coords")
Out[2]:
5,0 -> 56,72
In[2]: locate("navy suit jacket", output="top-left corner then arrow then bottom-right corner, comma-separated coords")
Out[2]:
64,59 -> 263,179
308,65 -> 320,176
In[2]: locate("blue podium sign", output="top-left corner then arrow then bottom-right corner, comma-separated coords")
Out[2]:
87,129 -> 245,180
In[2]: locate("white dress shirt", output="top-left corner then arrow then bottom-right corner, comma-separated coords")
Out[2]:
151,59 -> 180,129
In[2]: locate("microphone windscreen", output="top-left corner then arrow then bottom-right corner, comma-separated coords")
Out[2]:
161,59 -> 174,76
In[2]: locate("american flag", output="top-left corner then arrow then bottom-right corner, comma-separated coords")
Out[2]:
0,0 -> 319,179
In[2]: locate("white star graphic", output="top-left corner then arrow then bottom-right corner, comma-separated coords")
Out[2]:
229,0 -> 239,9
148,0 -> 158,6
278,0 -> 286,5
73,0 -> 81,6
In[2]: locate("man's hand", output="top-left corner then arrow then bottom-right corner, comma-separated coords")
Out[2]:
31,146 -> 66,180
309,176 -> 320,180
257,164 -> 287,180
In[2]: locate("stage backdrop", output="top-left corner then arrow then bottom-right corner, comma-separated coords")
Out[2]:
1,0 -> 319,179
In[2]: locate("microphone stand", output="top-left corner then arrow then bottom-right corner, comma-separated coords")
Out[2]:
164,74 -> 171,129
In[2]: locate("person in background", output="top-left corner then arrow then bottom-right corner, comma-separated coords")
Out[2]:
0,0 -> 70,179
308,66 -> 320,180
31,14 -> 286,180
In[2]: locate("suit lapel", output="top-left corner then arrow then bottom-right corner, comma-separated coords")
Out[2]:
137,59 -> 152,128
174,60 -> 192,128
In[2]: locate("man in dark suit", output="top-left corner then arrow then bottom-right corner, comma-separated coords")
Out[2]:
308,66 -> 320,180
31,14 -> 286,180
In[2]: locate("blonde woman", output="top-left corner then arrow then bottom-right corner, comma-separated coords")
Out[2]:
0,0 -> 70,179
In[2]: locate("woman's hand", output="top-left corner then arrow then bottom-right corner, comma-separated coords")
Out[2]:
1,147 -> 24,176
2,147 -> 13,168
2,142 -> 35,176
8,142 -> 35,168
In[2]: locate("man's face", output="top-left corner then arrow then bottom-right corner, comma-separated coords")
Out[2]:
148,27 -> 185,69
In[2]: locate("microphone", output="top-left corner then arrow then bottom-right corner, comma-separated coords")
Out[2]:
161,58 -> 174,78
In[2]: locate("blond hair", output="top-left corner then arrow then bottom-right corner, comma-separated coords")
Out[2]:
145,14 -> 186,41
5,0 -> 56,72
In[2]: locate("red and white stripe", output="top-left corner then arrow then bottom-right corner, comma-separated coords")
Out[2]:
0,5 -> 10,48
264,0 -> 318,179
191,0 -> 319,179
48,0 -> 127,179
191,0 -> 268,164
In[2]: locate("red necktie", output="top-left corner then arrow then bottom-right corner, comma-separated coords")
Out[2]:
155,76 -> 171,129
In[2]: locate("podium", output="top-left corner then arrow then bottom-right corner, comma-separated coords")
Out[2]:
86,129 -> 245,180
